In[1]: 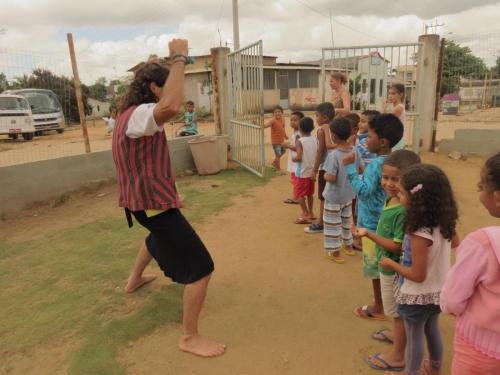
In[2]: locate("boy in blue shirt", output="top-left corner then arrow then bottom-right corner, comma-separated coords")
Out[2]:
343,114 -> 403,320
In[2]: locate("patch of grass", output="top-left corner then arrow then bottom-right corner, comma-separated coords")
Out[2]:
0,168 -> 270,374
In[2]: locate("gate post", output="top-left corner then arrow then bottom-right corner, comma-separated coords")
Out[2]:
211,47 -> 230,136
414,34 -> 440,152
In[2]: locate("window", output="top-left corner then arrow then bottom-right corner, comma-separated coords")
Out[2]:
379,79 -> 383,97
299,70 -> 319,88
362,79 -> 367,93
264,70 -> 276,90
370,79 -> 376,104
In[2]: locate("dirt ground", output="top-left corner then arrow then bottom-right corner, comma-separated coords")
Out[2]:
2,152 -> 496,375
1,108 -> 499,167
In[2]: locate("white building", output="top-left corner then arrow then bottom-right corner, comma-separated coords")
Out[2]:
87,97 -> 111,119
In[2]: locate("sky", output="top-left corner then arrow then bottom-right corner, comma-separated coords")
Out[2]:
1,0 -> 500,84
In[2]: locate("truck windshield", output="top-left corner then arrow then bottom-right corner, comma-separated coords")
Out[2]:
23,91 -> 61,114
0,97 -> 30,111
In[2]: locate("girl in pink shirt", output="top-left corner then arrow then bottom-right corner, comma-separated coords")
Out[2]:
441,151 -> 500,375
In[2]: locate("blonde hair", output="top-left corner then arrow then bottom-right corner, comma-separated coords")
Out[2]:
330,72 -> 347,85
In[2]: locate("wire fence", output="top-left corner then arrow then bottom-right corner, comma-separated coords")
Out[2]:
435,32 -> 500,142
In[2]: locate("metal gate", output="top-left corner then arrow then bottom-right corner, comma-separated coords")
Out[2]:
227,41 -> 265,177
320,43 -> 421,151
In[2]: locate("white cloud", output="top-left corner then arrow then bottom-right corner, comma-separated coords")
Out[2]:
1,1 -> 499,83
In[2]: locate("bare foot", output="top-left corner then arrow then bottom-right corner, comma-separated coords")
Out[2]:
179,334 -> 226,357
423,359 -> 441,375
124,275 -> 157,293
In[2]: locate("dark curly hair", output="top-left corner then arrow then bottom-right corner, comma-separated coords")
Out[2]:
400,164 -> 458,240
119,63 -> 169,113
483,151 -> 500,192
316,102 -> 335,121
329,117 -> 351,141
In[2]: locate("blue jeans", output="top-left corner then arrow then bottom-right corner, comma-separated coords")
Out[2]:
272,144 -> 285,156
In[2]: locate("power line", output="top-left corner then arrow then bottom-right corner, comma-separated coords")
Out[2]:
292,0 -> 388,43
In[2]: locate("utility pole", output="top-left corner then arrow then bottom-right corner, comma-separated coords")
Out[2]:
232,0 -> 240,50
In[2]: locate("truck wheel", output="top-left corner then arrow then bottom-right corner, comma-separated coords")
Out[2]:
8,134 -> 19,140
22,132 -> 34,141
35,131 -> 42,136
56,128 -> 65,134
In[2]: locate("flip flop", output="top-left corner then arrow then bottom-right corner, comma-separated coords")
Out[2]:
342,247 -> 356,256
371,329 -> 394,344
354,305 -> 387,321
365,353 -> 404,372
294,217 -> 311,224
283,198 -> 299,204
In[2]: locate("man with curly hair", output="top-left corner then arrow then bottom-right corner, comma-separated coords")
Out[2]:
112,39 -> 225,358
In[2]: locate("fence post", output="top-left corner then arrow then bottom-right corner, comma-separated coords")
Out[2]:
67,33 -> 91,153
414,34 -> 440,152
211,47 -> 230,136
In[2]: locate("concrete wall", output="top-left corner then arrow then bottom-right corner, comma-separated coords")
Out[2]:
437,129 -> 500,156
264,90 -> 280,111
0,135 -> 202,215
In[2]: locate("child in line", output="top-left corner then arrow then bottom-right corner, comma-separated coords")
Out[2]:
380,164 -> 460,375
441,151 -> 500,375
343,114 -> 404,320
176,100 -> 198,137
292,117 -> 318,224
383,84 -> 406,150
264,105 -> 287,172
103,107 -> 117,135
356,150 -> 421,372
356,110 -> 380,166
322,118 -> 360,263
305,102 -> 336,234
283,111 -> 305,204
344,112 -> 360,143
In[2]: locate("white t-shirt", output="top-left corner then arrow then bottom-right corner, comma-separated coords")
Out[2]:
126,103 -> 164,139
397,227 -> 452,305
287,131 -> 299,173
295,136 -> 318,178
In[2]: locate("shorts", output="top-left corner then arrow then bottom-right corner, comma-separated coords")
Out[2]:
272,144 -> 285,156
317,170 -> 326,201
132,209 -> 214,284
362,237 -> 379,279
397,303 -> 441,324
293,177 -> 315,198
380,273 -> 399,318
452,334 -> 500,375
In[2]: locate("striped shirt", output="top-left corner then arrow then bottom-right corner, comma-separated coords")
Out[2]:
112,104 -> 181,211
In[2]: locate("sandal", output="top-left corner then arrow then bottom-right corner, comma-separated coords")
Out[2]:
294,217 -> 311,224
325,251 -> 345,264
366,353 -> 404,372
283,198 -> 299,204
354,305 -> 387,321
342,246 -> 356,256
371,328 -> 394,344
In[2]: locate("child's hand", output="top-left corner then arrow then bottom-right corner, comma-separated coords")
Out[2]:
178,193 -> 185,208
379,257 -> 395,271
354,228 -> 368,237
342,152 -> 356,166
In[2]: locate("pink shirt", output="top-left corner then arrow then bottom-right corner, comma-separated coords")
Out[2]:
441,227 -> 500,359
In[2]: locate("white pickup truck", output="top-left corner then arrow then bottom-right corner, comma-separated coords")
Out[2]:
0,94 -> 35,140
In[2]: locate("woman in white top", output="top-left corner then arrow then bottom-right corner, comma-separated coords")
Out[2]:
383,83 -> 406,150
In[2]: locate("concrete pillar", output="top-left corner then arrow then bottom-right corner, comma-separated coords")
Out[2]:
414,34 -> 440,152
211,47 -> 231,136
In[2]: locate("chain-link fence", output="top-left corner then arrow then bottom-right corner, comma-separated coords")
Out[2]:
436,32 -> 500,142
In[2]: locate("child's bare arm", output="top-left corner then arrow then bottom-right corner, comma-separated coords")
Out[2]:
323,172 -> 337,183
325,127 -> 336,150
292,140 -> 303,162
355,228 -> 402,253
264,118 -> 274,128
380,234 -> 431,282
313,128 -> 325,174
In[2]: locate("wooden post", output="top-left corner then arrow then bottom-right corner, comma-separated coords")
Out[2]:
211,49 -> 222,136
67,33 -> 91,153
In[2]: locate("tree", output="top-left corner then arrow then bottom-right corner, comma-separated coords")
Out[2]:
9,68 -> 91,123
492,56 -> 500,79
0,72 -> 8,93
88,76 -> 108,101
441,40 -> 488,95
